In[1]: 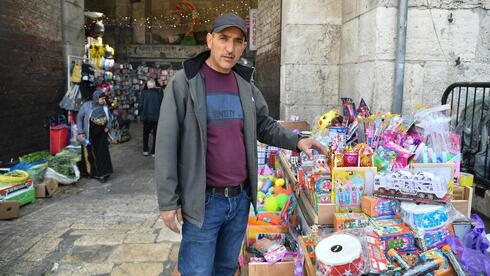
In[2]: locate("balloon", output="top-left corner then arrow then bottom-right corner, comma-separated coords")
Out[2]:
276,194 -> 289,210
264,197 -> 279,212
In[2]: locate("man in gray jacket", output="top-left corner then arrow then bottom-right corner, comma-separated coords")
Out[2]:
155,13 -> 327,275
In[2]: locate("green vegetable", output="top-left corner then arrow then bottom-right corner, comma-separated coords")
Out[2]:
47,155 -> 76,177
20,151 -> 50,164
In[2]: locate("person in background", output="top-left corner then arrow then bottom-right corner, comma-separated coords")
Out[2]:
139,78 -> 163,156
155,13 -> 328,275
77,89 -> 114,183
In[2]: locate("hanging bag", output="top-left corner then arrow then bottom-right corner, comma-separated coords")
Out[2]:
70,63 -> 82,83
59,84 -> 81,111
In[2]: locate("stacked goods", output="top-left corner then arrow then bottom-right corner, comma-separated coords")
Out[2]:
267,98 -> 488,275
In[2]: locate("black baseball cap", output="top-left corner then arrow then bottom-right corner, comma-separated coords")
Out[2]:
211,13 -> 247,37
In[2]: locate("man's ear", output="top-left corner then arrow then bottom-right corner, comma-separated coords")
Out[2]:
243,41 -> 248,50
206,33 -> 213,49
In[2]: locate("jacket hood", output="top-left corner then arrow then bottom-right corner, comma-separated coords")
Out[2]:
92,89 -> 106,104
183,50 -> 254,82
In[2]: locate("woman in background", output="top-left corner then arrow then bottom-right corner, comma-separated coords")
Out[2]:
77,89 -> 113,183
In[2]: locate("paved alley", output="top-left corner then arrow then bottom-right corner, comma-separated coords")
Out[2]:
0,123 -> 181,276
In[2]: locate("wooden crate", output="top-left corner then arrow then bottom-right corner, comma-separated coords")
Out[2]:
451,186 -> 473,218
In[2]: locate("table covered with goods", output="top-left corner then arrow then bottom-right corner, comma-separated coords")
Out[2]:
241,99 -> 488,276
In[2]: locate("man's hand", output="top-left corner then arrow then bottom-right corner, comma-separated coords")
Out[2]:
297,138 -> 329,159
160,208 -> 183,234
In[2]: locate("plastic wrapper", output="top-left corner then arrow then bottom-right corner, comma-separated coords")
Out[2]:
446,234 -> 490,276
415,105 -> 452,155
315,229 -> 370,276
44,165 -> 80,184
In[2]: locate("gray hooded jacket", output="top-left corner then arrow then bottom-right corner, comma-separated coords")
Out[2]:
76,90 -> 113,140
155,51 -> 300,227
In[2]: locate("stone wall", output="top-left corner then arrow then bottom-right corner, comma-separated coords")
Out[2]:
0,0 -> 66,162
339,0 -> 490,113
280,0 -> 342,123
255,0 -> 282,119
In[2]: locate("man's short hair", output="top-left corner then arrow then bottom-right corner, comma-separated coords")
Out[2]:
147,79 -> 156,89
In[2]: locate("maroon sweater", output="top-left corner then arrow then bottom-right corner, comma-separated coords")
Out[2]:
202,63 -> 247,187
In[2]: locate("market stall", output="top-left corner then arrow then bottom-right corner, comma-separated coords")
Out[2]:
242,99 -> 487,276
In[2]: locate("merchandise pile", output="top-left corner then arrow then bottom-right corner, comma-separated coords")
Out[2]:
243,99 -> 489,276
0,147 -> 81,219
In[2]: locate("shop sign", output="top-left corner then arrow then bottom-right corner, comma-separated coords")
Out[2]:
249,9 -> 258,51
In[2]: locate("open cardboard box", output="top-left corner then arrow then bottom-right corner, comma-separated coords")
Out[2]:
36,178 -> 59,198
452,186 -> 473,218
243,226 -> 296,276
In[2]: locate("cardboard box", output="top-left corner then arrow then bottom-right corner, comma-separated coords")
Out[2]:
278,121 -> 311,132
333,212 -> 369,232
451,186 -> 473,217
361,196 -> 396,217
0,200 -> 20,219
36,178 -> 59,198
244,231 -> 296,276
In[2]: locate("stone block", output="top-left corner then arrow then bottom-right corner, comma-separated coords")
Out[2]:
74,234 -> 126,246
281,64 -> 339,106
358,0 -> 398,15
84,263 -> 114,275
55,264 -> 90,276
22,237 -> 62,262
62,245 -> 117,263
282,0 -> 342,25
156,227 -> 182,243
402,62 -> 426,113
405,9 -> 480,61
280,104 -> 331,123
124,233 -> 157,244
112,263 -> 163,276
476,10 -> 490,63
375,7 -> 397,60
108,243 -> 172,262
358,9 -> 377,62
340,19 -> 359,64
343,0 -> 359,23
282,24 -> 341,65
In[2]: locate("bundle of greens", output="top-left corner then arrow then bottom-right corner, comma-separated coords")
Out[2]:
47,155 -> 76,178
19,151 -> 50,164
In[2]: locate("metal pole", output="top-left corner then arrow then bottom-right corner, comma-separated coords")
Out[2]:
392,0 -> 409,114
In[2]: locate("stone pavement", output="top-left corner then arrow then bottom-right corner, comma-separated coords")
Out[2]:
0,123 -> 181,276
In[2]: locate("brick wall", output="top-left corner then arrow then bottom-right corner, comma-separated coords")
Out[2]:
0,0 -> 65,162
255,0 -> 282,119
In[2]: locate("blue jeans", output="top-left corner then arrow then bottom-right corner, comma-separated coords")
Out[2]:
178,189 -> 250,276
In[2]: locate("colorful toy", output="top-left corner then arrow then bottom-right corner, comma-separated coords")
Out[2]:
361,196 -> 397,217
275,178 -> 285,187
311,174 -> 332,203
373,224 -> 416,252
388,248 -> 411,270
332,168 -> 366,212
374,170 -> 448,201
257,191 -> 266,204
366,234 -> 390,272
333,212 -> 369,232
276,194 -> 289,210
369,216 -> 403,228
316,234 -> 365,276
420,248 -> 453,276
402,260 -> 443,276
441,245 -> 466,276
400,202 -> 449,231
264,197 -> 279,212
261,178 -> 274,193
415,225 -> 454,251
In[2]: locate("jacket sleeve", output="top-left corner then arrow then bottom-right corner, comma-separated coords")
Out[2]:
253,85 -> 300,150
154,73 -> 186,211
76,103 -> 87,134
138,91 -> 145,115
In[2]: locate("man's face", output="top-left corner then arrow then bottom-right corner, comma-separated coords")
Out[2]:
98,97 -> 106,105
206,27 -> 247,73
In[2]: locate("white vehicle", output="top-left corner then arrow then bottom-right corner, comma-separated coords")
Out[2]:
374,170 -> 446,200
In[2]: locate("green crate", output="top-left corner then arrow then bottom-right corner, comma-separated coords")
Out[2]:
5,185 -> 35,206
